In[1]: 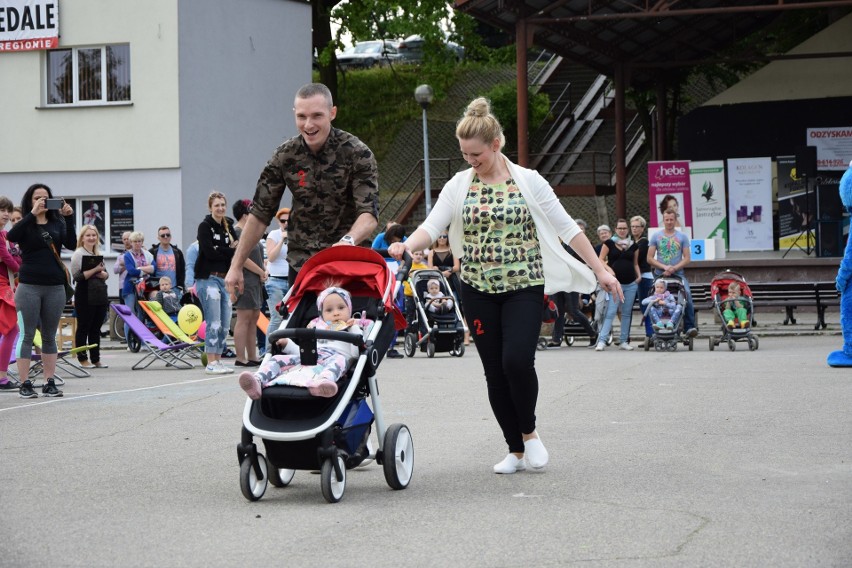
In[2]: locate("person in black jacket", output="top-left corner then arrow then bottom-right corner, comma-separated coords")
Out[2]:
71,225 -> 110,368
8,183 -> 76,398
149,225 -> 186,292
195,191 -> 237,375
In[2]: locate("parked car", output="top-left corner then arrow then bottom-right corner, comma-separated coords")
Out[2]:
336,40 -> 399,69
397,34 -> 464,63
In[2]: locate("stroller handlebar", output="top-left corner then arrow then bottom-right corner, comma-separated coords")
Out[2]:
269,327 -> 364,347
374,249 -> 413,283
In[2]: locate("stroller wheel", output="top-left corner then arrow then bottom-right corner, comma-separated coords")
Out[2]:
239,454 -> 268,502
748,336 -> 759,351
566,336 -> 575,347
127,332 -> 141,353
537,338 -> 547,351
383,423 -> 414,490
320,455 -> 346,503
404,333 -> 417,357
605,334 -> 614,346
688,338 -> 694,351
426,341 -> 436,358
728,339 -> 736,351
268,466 -> 295,488
709,337 -> 715,351
643,337 -> 650,351
450,342 -> 465,357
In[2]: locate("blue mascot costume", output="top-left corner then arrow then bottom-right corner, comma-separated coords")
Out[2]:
827,161 -> 852,367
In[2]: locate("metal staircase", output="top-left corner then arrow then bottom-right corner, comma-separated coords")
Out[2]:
379,53 -> 649,227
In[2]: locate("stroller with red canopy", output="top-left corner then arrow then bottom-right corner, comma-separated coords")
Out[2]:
237,247 -> 414,503
708,270 -> 759,351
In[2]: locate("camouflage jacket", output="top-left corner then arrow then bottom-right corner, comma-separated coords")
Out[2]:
252,128 -> 378,268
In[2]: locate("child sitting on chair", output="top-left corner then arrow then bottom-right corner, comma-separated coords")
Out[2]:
154,276 -> 181,322
239,283 -> 364,399
642,278 -> 682,330
424,279 -> 454,314
722,281 -> 750,329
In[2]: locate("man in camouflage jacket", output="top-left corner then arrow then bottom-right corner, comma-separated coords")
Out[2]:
226,83 -> 379,294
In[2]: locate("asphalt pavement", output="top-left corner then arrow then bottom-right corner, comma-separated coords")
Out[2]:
0,311 -> 850,567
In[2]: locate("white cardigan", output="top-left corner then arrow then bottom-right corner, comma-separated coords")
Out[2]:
420,157 -> 597,295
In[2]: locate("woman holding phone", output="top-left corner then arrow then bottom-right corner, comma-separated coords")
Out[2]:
7,183 -> 76,398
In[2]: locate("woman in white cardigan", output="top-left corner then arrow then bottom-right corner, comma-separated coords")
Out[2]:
390,98 -> 621,474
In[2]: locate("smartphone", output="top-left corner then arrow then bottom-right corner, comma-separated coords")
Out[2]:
45,198 -> 64,210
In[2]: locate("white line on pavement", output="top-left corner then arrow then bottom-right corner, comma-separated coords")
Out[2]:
0,375 -> 236,414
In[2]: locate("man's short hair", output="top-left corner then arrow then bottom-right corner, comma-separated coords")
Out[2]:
296,83 -> 333,108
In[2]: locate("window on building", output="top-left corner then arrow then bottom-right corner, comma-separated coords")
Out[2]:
58,196 -> 135,257
46,44 -> 131,106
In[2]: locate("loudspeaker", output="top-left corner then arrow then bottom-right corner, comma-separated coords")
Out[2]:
796,145 -> 817,178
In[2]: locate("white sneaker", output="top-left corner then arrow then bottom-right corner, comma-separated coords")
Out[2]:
524,435 -> 549,469
595,342 -> 605,351
205,361 -> 232,375
493,454 -> 526,474
619,342 -> 634,351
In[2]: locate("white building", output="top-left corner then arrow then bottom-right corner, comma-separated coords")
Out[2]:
0,0 -> 310,295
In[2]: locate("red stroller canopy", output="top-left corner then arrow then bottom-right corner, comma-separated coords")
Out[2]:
286,247 -> 407,330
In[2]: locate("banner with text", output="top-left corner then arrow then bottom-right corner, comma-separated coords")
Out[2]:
689,160 -> 727,245
727,157 -> 774,251
0,0 -> 58,52
806,126 -> 852,170
648,160 -> 692,228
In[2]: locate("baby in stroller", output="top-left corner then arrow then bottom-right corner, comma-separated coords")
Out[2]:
238,283 -> 366,399
642,278 -> 683,330
424,279 -> 454,314
722,281 -> 750,329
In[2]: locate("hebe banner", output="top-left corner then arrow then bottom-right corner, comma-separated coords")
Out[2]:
647,160 -> 692,228
0,0 -> 58,52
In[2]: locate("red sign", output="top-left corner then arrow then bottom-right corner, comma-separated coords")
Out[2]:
0,0 -> 59,52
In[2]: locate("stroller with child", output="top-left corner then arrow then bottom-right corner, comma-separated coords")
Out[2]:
403,269 -> 466,358
237,247 -> 413,503
642,276 -> 693,351
708,270 -> 759,351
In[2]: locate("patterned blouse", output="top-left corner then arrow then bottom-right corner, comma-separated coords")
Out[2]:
460,177 -> 544,293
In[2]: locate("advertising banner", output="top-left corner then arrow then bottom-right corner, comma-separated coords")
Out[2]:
727,157 -> 774,251
647,160 -> 692,228
0,0 -> 59,52
689,160 -> 727,245
807,127 -> 852,171
777,155 -> 814,250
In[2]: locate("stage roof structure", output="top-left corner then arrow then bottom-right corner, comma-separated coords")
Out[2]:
454,0 -> 852,216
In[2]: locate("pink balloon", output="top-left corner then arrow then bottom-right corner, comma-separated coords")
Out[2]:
197,320 -> 206,340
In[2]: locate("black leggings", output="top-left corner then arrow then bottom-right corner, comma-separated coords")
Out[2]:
75,302 -> 107,363
550,291 -> 595,341
461,282 -> 543,454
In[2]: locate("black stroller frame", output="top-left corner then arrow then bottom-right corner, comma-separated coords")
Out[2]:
403,268 -> 466,358
236,247 -> 415,503
641,275 -> 694,352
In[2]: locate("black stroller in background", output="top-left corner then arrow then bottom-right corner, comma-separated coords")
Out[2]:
403,268 -> 466,358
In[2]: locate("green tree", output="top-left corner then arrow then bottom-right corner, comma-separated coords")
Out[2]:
484,80 -> 550,153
